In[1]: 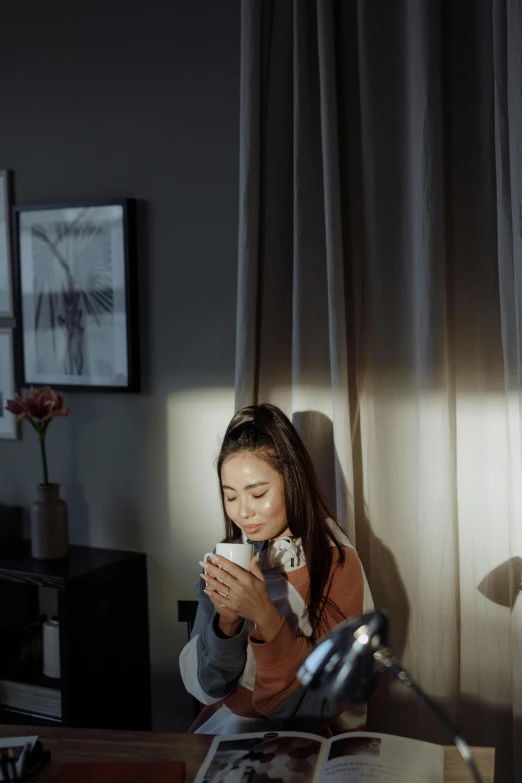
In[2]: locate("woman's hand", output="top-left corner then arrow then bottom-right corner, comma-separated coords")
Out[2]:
200,554 -> 282,642
199,561 -> 242,636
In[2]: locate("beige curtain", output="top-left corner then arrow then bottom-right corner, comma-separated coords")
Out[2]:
235,2 -> 522,781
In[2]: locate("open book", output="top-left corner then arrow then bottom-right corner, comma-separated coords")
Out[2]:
194,730 -> 444,783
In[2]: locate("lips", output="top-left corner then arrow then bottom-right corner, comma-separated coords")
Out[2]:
242,524 -> 262,535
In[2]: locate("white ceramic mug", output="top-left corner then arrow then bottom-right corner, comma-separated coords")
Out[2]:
203,542 -> 254,571
43,616 -> 61,679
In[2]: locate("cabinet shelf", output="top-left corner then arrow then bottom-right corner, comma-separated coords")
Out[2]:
0,706 -> 61,727
0,541 -> 151,730
0,672 -> 62,692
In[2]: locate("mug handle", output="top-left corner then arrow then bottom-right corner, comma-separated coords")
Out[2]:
203,553 -> 212,571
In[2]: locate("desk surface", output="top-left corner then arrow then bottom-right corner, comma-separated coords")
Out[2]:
0,725 -> 495,782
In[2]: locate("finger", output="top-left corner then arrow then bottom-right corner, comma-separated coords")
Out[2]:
200,557 -> 240,580
201,572 -> 231,597
249,554 -> 265,581
199,560 -> 238,583
199,561 -> 233,587
204,587 -> 225,605
202,555 -> 250,583
204,587 -> 236,614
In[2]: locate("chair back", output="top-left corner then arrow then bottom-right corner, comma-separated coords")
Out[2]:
177,600 -> 201,722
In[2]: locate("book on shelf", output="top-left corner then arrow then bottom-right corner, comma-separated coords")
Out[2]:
0,679 -> 61,720
194,730 -> 444,783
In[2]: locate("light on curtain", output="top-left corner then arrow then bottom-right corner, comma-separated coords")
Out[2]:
235,2 -> 522,782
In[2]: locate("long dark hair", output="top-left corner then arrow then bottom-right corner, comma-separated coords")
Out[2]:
217,403 -> 346,639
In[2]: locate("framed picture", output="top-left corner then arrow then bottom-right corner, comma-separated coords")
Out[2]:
13,200 -> 139,391
0,329 -> 17,439
0,171 -> 14,318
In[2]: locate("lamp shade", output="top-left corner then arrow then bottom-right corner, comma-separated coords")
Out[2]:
298,612 -> 388,704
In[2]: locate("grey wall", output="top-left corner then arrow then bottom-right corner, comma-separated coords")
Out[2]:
0,0 -> 240,730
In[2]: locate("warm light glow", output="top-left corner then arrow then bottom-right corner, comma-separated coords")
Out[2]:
252,385 -> 522,707
164,384 -> 522,716
166,388 -> 236,593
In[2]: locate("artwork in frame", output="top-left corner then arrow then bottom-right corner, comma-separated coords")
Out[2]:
13,200 -> 139,391
0,329 -> 17,439
0,171 -> 14,318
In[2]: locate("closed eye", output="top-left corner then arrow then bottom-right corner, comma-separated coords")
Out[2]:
225,496 -> 237,502
253,491 -> 267,499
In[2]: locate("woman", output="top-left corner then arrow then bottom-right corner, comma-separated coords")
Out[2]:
179,404 -> 372,735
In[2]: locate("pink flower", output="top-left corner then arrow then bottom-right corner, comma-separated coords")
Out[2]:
6,387 -> 71,423
5,386 -> 71,485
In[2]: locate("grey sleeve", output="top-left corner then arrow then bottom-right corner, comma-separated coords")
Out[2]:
193,575 -> 249,700
190,574 -> 216,639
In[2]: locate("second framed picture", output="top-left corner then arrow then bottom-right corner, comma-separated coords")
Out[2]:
0,329 -> 17,439
13,200 -> 139,392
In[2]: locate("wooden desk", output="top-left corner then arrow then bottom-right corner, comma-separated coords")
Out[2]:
0,726 -> 495,782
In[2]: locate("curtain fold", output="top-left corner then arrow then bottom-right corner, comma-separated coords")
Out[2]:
236,2 -> 522,780
493,2 -> 522,781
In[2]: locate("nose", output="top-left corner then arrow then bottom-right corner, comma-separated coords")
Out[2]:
238,496 -> 253,519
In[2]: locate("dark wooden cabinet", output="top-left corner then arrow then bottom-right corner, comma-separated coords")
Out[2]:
0,542 -> 151,731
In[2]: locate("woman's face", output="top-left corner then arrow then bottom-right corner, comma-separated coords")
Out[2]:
221,452 -> 291,541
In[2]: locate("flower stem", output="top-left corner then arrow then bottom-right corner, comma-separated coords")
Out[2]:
39,432 -> 49,485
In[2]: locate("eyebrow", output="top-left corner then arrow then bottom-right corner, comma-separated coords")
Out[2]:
222,481 -> 270,492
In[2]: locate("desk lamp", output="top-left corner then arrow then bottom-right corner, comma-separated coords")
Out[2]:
298,612 -> 483,783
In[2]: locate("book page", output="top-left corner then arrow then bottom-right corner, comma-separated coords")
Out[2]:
321,732 -> 444,783
193,730 -> 328,783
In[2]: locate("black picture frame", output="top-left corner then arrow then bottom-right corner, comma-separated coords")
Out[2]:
12,199 -> 140,392
0,170 -> 14,320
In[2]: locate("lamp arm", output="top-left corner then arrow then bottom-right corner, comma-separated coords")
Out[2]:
374,648 -> 483,783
